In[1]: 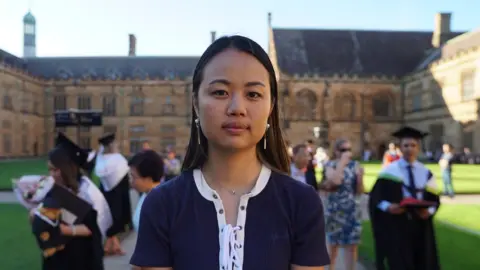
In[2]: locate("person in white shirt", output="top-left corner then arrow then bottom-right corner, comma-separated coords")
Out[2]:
94,133 -> 132,256
290,144 -> 310,184
128,150 -> 165,232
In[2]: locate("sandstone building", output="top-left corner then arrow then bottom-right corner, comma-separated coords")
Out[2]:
0,12 -> 478,158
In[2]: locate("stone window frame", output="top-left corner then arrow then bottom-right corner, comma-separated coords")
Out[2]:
333,91 -> 356,120
295,88 -> 318,120
408,82 -> 423,112
461,69 -> 476,101
129,86 -> 145,116
77,93 -> 92,110
102,94 -> 117,116
371,93 -> 394,118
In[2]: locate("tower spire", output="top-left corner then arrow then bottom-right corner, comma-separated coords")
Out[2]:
23,9 -> 37,58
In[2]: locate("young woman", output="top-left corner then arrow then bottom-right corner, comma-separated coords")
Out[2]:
94,133 -> 132,255
323,139 -> 365,270
40,132 -> 112,270
130,35 -> 329,270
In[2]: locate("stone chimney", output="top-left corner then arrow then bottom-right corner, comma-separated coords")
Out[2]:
211,31 -> 216,43
129,34 -> 136,56
432,13 -> 451,48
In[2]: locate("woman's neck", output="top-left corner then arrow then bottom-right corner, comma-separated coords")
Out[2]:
202,146 -> 262,189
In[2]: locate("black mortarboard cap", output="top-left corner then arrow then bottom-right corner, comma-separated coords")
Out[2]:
98,133 -> 115,146
391,126 -> 429,139
42,197 -> 61,209
55,132 -> 88,167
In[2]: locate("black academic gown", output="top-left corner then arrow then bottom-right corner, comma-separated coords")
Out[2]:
368,173 -> 440,270
99,173 -> 133,236
42,209 -> 104,270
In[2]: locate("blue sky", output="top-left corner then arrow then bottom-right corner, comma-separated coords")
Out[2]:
0,0 -> 478,57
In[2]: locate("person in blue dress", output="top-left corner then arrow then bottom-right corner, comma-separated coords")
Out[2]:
130,35 -> 330,270
322,138 -> 364,270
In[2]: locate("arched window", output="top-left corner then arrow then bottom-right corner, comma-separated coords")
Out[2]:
295,89 -> 317,120
334,92 -> 355,120
372,94 -> 393,117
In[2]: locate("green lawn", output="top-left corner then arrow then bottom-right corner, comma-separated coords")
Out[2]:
0,158 -> 100,190
360,204 -> 480,270
1,159 -> 480,193
0,159 -> 48,190
315,162 -> 480,194
0,204 -> 41,270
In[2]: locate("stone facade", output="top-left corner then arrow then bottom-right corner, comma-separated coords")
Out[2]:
0,67 -> 193,157
0,12 -> 478,159
403,36 -> 480,153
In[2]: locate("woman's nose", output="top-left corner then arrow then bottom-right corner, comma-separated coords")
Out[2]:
227,93 -> 247,116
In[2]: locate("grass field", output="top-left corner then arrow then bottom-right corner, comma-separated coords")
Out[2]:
360,204 -> 480,270
0,158 -> 100,190
1,158 -> 480,193
315,162 -> 480,194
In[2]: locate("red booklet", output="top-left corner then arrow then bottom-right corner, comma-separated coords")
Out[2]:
400,197 -> 437,209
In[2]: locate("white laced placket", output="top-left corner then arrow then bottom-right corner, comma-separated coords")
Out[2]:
219,224 -> 241,270
193,166 -> 271,270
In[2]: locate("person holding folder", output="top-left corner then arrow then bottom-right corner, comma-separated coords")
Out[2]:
37,132 -> 112,270
368,127 -> 441,270
94,133 -> 132,255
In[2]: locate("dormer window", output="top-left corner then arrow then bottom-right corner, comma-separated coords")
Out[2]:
106,68 -> 122,80
57,68 -> 72,80
82,68 -> 97,80
132,67 -> 147,80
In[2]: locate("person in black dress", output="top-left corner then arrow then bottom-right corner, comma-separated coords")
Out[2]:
131,35 -> 330,270
38,132 -> 112,270
94,133 -> 132,255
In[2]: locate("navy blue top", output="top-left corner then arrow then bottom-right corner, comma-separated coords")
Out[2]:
130,165 -> 329,270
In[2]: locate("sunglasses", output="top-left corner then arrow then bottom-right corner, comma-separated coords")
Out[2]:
338,148 -> 351,153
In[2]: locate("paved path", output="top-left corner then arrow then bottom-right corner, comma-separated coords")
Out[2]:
104,232 -> 137,270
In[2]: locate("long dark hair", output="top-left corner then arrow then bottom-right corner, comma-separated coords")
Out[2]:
181,35 -> 290,174
49,147 -> 81,193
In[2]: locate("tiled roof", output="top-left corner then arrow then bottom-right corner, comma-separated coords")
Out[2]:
272,28 -> 464,77
0,49 -> 26,69
24,56 -> 199,80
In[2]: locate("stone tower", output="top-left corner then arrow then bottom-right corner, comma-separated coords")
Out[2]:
23,11 -> 36,58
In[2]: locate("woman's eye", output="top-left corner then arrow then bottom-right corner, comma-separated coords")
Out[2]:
247,92 -> 262,99
212,90 -> 228,96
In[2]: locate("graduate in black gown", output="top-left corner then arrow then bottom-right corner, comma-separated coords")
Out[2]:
39,132 -> 112,270
94,133 -> 132,255
368,126 -> 441,270
83,148 -> 97,178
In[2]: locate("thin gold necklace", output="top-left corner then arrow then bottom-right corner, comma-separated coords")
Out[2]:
201,172 -> 249,196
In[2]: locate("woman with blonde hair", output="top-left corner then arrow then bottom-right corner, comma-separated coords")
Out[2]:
323,138 -> 365,270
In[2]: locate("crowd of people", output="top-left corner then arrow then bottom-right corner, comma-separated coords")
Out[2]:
16,35 -> 451,270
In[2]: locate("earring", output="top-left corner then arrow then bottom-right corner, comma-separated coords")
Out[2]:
195,118 -> 201,145
263,123 -> 270,150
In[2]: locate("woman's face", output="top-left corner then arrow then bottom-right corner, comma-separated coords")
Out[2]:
336,141 -> 352,159
130,166 -> 149,193
196,49 -> 272,150
47,161 -> 62,183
